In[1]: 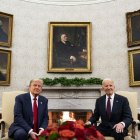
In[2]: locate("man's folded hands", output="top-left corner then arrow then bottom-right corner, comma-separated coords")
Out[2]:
85,121 -> 91,125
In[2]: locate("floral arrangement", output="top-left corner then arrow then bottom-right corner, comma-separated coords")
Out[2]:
36,120 -> 105,140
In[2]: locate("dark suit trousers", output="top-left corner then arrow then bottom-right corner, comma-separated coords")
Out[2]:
96,124 -> 128,140
9,128 -> 28,140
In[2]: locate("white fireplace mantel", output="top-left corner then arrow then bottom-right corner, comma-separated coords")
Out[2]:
41,85 -> 102,111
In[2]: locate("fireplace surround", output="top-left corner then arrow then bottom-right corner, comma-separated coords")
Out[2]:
41,85 -> 102,124
42,85 -> 102,110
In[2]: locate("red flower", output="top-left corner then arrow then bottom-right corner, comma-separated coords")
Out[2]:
40,129 -> 49,136
84,125 -> 97,137
87,135 -> 98,140
75,128 -> 85,138
95,131 -> 105,140
37,121 -> 105,140
77,138 -> 85,140
59,129 -> 75,138
58,121 -> 75,131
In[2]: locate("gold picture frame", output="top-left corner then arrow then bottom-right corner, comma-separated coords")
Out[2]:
128,49 -> 140,86
0,11 -> 13,47
48,22 -> 92,73
126,9 -> 140,47
0,49 -> 11,85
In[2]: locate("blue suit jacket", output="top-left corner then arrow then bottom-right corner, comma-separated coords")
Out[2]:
89,93 -> 133,129
8,93 -> 48,137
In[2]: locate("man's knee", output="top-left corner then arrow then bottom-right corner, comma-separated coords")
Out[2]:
14,129 -> 28,140
111,129 -> 124,140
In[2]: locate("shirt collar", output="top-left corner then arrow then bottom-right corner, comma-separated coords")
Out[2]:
30,92 -> 39,100
106,93 -> 115,99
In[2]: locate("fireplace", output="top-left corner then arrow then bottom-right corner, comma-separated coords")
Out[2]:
41,85 -> 102,125
48,109 -> 92,125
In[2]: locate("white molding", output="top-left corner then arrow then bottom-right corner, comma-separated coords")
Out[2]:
42,86 -> 101,110
20,0 -> 115,6
42,85 -> 102,90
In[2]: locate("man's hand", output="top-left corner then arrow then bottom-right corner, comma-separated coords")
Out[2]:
84,121 -> 91,126
38,129 -> 44,136
113,122 -> 125,133
30,131 -> 38,140
70,56 -> 76,63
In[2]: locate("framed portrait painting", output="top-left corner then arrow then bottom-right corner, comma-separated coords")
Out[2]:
48,22 -> 92,73
126,9 -> 140,47
128,49 -> 140,86
0,12 -> 13,47
0,49 -> 11,85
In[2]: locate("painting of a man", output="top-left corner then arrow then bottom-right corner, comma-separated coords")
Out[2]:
48,22 -> 91,73
53,33 -> 82,68
131,15 -> 140,42
0,19 -> 8,42
0,12 -> 13,47
127,10 -> 140,47
0,49 -> 11,85
52,27 -> 87,68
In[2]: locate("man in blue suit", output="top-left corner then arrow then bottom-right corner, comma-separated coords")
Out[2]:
8,79 -> 48,140
85,78 -> 133,140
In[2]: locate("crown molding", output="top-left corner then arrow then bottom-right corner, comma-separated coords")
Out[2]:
20,0 -> 115,6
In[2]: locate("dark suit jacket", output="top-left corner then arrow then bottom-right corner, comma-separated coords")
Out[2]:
89,93 -> 133,129
8,93 -> 48,137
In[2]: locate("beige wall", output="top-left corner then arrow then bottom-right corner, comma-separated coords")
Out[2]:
0,0 -> 140,110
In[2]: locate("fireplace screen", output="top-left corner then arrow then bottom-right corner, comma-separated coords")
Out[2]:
48,110 -> 92,125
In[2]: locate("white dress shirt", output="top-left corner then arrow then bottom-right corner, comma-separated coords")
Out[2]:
106,93 -> 115,111
30,92 -> 38,108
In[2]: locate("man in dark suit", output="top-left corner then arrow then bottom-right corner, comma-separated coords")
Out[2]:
53,33 -> 86,68
85,78 -> 133,140
8,79 -> 48,140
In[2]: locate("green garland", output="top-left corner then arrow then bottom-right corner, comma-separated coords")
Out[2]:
42,77 -> 103,87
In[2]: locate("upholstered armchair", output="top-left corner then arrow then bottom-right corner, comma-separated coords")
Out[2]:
0,91 -> 26,140
104,91 -> 139,140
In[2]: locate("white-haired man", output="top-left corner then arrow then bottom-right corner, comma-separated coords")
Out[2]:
85,78 -> 133,140
53,33 -> 86,68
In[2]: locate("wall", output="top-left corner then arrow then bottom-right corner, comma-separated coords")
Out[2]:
0,0 -> 140,110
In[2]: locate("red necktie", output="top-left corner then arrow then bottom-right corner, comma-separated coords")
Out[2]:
33,96 -> 38,132
106,97 -> 111,118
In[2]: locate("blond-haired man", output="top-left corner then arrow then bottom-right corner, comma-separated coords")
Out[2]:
9,79 -> 48,140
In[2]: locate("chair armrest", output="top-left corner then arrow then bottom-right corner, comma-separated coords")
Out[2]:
131,119 -> 140,139
0,119 -> 6,138
133,119 -> 140,124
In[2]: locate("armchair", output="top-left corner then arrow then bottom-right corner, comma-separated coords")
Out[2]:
104,91 -> 139,140
0,91 -> 26,140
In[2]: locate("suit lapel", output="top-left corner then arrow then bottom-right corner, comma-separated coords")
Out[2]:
38,96 -> 44,126
25,93 -> 33,123
111,94 -> 119,115
102,95 -> 106,114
